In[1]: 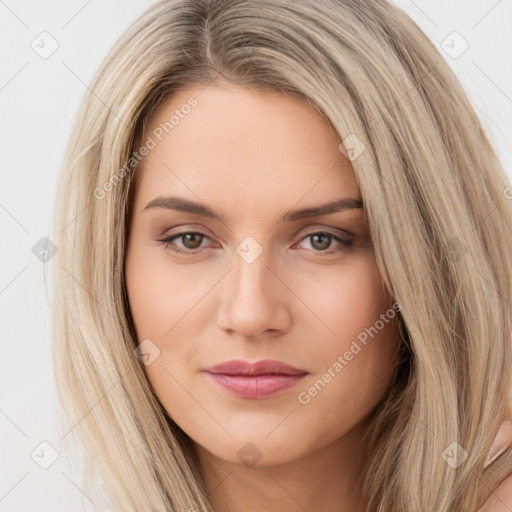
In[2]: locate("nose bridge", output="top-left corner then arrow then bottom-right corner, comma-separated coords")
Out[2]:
216,236 -> 290,337
231,239 -> 273,304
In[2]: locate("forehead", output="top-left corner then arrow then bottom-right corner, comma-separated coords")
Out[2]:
132,82 -> 361,217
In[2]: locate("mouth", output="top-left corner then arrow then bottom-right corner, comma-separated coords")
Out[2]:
203,359 -> 309,399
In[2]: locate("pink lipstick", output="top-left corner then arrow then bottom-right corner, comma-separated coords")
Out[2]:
204,359 -> 308,399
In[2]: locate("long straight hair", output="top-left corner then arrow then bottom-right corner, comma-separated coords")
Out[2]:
51,0 -> 512,510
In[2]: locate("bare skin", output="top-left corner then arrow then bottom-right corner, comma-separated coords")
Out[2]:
124,80 -> 404,512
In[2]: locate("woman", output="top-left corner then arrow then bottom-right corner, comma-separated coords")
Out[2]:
52,0 -> 512,510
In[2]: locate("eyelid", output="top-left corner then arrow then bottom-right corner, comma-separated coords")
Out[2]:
294,224 -> 355,240
158,223 -> 354,243
157,223 -> 214,237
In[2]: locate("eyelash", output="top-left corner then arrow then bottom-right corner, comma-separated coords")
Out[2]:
155,230 -> 353,257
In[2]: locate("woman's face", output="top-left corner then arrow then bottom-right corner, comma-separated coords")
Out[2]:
125,81 -> 399,469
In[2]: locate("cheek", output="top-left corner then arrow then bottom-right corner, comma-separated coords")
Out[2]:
124,241 -> 209,338
292,255 -> 395,354
292,257 -> 398,407
124,242 -> 217,392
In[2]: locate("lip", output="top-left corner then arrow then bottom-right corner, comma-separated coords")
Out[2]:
204,359 -> 309,399
205,358 -> 308,376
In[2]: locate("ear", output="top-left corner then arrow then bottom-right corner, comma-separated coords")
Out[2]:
485,418 -> 512,469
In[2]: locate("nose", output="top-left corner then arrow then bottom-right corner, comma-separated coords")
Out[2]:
215,249 -> 292,340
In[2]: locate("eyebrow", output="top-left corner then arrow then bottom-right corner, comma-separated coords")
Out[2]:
143,195 -> 363,223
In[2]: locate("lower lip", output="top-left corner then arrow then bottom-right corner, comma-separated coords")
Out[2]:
205,372 -> 308,398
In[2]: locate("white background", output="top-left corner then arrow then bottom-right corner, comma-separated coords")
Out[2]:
1,1 -> 511,510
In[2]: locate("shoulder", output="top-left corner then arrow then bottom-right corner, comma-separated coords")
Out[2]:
478,473 -> 512,512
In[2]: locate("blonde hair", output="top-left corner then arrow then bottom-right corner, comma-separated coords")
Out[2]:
51,0 -> 512,510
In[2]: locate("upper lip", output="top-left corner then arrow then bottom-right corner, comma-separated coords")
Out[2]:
204,359 -> 308,376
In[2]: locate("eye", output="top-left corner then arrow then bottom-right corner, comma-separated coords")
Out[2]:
156,231 -> 212,254
155,229 -> 353,257
294,231 -> 353,256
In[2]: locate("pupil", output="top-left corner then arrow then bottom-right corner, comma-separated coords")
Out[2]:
311,234 -> 330,251
183,233 -> 202,249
